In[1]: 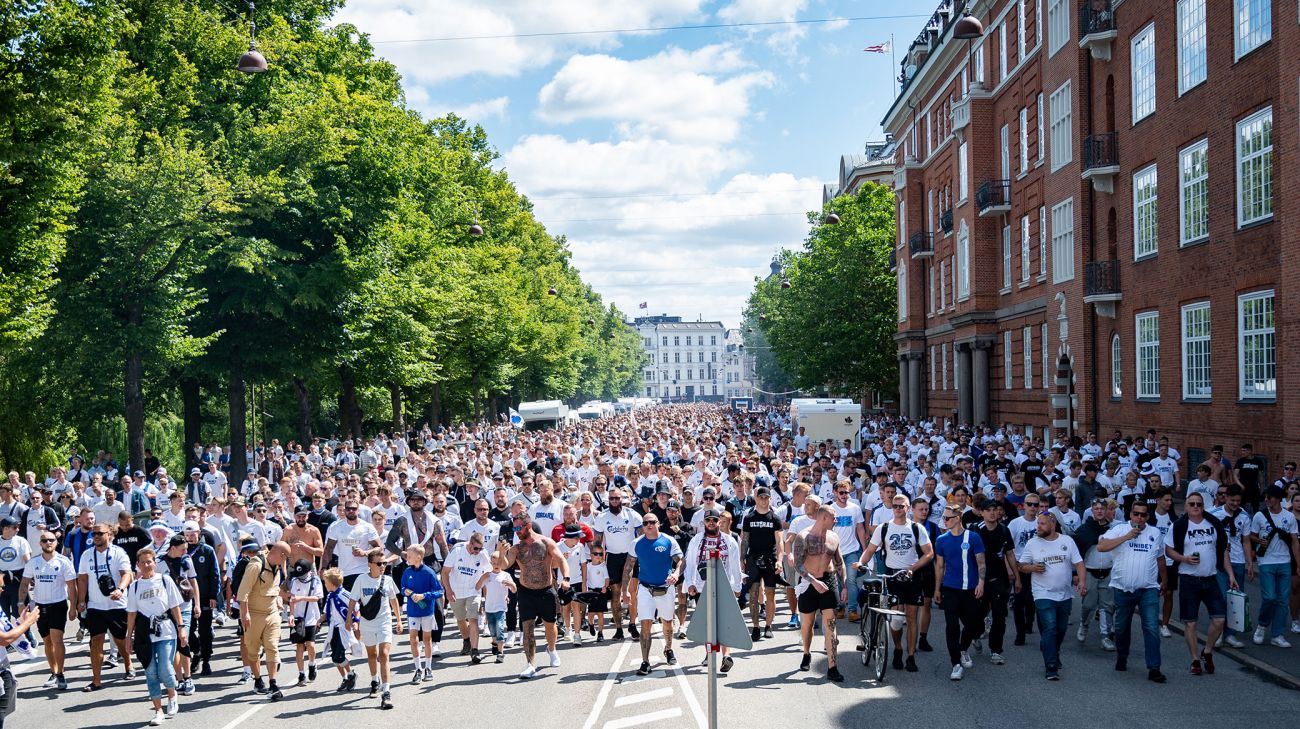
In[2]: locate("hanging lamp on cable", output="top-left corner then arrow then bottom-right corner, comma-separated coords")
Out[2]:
237,0 -> 268,73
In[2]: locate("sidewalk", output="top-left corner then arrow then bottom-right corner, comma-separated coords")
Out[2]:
1172,573 -> 1300,690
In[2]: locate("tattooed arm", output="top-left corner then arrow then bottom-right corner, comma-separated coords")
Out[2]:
622,554 -> 638,586
791,532 -> 808,580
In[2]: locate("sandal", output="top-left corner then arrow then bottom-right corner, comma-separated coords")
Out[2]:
83,683 -> 102,692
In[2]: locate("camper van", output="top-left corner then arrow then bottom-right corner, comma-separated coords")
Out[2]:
577,401 -> 614,420
517,400 -> 571,431
789,398 -> 861,450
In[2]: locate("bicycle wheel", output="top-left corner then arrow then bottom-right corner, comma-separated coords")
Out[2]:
871,613 -> 888,683
860,611 -> 871,667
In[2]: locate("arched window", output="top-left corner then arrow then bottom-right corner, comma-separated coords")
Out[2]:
1110,333 -> 1122,398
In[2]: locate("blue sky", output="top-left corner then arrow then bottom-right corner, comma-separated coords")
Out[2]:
333,0 -> 939,328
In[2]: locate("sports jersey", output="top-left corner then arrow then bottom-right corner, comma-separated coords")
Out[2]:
22,552 -> 75,604
326,519 -> 380,576
78,545 -> 131,610
595,508 -> 643,554
1251,508 -> 1299,565
1021,535 -> 1081,601
869,519 -> 931,571
1007,516 -> 1038,560
1210,506 -> 1252,564
935,529 -> 984,590
632,534 -> 681,586
1102,522 -> 1163,591
444,543 -> 491,596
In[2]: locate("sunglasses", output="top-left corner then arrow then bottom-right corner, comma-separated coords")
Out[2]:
40,538 -> 56,543
92,531 -> 109,537
703,517 -> 720,523
1186,502 -> 1204,507
468,545 -> 482,552
1130,511 -> 1149,518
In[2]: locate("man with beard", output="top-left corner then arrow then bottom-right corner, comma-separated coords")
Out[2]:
20,529 -> 77,690
283,506 -> 324,570
322,500 -> 382,592
1071,498 -> 1117,651
595,488 -> 643,641
791,505 -> 847,682
740,486 -> 784,642
684,508 -> 743,674
502,513 -> 568,679
385,489 -> 447,651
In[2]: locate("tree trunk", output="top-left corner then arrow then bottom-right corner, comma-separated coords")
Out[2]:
180,376 -> 202,469
124,304 -> 146,477
488,392 -> 499,422
471,368 -> 481,422
338,364 -> 363,439
389,382 -> 404,434
292,376 -> 313,444
228,349 -> 247,480
429,383 -> 442,428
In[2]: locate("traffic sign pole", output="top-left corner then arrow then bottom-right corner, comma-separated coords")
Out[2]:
706,551 -> 718,729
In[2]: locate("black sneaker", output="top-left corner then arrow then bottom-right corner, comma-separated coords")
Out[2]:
253,677 -> 266,694
308,665 -> 317,682
470,650 -> 484,665
200,662 -> 212,677
628,623 -> 640,640
588,621 -> 596,637
763,626 -> 773,639
1147,669 -> 1167,684
461,639 -> 472,656
596,633 -> 605,643
918,635 -> 934,652
892,651 -> 904,670
827,666 -> 844,683
343,672 -> 357,692
380,691 -> 393,710
751,627 -> 761,642
268,688 -> 283,702
637,661 -> 651,676
799,653 -> 811,671
296,672 -> 307,687
905,655 -> 919,673
720,656 -> 734,674
1115,657 -> 1128,672
369,679 -> 379,698
665,650 -> 677,665
613,629 -> 624,641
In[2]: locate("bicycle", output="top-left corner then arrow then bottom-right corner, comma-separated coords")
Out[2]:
857,571 -> 907,683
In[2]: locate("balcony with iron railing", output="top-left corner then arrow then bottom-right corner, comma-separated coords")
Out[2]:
940,209 -> 953,234
1082,132 -> 1119,193
908,231 -> 934,259
975,179 -> 1010,216
1079,0 -> 1117,60
1084,259 -> 1121,318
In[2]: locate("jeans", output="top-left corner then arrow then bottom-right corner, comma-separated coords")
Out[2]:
145,639 -> 178,700
486,611 -> 506,642
843,550 -> 863,612
1258,562 -> 1292,637
1078,572 -> 1114,639
1033,598 -> 1071,670
1216,563 -> 1247,636
1114,587 -> 1161,670
941,587 -> 983,665
977,580 -> 1010,653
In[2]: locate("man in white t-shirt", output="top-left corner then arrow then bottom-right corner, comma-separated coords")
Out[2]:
1098,501 -> 1165,682
442,534 -> 492,663
77,526 -> 134,688
828,484 -> 867,617
857,494 -> 933,671
1019,512 -> 1085,681
323,500 -> 382,592
347,548 -> 401,710
21,528 -> 76,688
1248,486 -> 1300,646
1164,494 -> 1229,674
594,490 -> 642,640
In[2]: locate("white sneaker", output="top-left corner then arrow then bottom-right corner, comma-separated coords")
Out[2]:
989,653 -> 1005,665
1270,635 -> 1292,648
165,698 -> 178,717
1076,624 -> 1087,643
1214,634 -> 1224,648
574,632 -> 583,645
149,710 -> 165,726
1102,637 -> 1116,652
1253,626 -> 1267,645
959,651 -> 973,669
1291,620 -> 1300,634
547,650 -> 561,668
518,663 -> 537,679
1159,624 -> 1172,638
1226,635 -> 1246,648
430,644 -> 441,657
949,664 -> 964,680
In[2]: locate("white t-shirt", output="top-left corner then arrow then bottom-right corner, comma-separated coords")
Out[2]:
460,519 -> 501,555
1210,506 -> 1252,565
483,571 -> 513,613
585,561 -> 609,591
1102,522 -> 1163,591
326,520 -> 381,576
868,519 -> 931,571
92,500 -> 127,527
1251,508 -> 1299,565
528,499 -> 565,537
595,508 -> 643,554
0,535 -> 31,571
349,573 -> 397,628
1007,516 -> 1038,560
288,573 -> 324,625
1021,535 -> 1081,602
558,539 -> 587,585
127,574 -> 182,641
78,545 -> 131,610
830,501 -> 865,554
23,553 -> 76,604
1166,517 -> 1219,577
444,543 -> 492,597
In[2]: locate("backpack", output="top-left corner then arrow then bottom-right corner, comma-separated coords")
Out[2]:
359,579 -> 387,621
163,555 -> 194,602
882,520 -> 924,558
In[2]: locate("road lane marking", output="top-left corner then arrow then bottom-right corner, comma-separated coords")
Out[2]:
582,639 -> 633,729
613,686 -> 674,708
670,663 -> 707,729
603,707 -> 682,729
217,703 -> 265,729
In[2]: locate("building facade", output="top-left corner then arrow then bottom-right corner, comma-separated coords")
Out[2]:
722,328 -> 757,401
823,140 -> 898,205
884,0 -> 1296,469
634,315 -> 728,401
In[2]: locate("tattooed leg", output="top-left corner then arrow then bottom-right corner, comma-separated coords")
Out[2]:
522,619 -> 537,663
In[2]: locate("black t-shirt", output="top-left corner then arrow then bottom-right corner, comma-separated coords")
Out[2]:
960,509 -> 983,529
1237,456 -> 1265,492
740,508 -> 783,558
1020,459 -> 1046,491
114,526 -> 151,568
974,522 -> 1014,583
306,509 -> 336,540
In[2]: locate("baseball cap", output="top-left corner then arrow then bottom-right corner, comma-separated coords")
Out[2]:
239,536 -> 259,551
294,504 -> 310,515
148,522 -> 171,535
637,485 -> 654,500
754,486 -> 771,497
291,559 -> 312,578
167,534 -> 186,548
702,508 -> 723,520
563,523 -> 582,539
190,467 -> 201,475
991,483 -> 1007,492
406,489 -> 428,503
656,482 -> 672,495
181,520 -> 201,533
667,500 -> 681,511
0,517 -> 17,529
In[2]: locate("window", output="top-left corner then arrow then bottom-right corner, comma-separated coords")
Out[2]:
1049,80 -> 1072,171
928,264 -> 936,314
974,39 -> 985,83
958,141 -> 969,202
1179,140 -> 1209,245
1237,107 -> 1273,226
1051,198 -> 1074,283
1037,93 -> 1045,162
1001,124 -> 1010,179
898,200 -> 906,246
711,351 -> 717,362
1004,331 -> 1013,389
1111,334 -> 1122,397
1235,0 -> 1271,59
1131,24 -> 1156,123
1136,311 -> 1161,398
898,262 -> 908,322
1042,323 -> 1049,389
661,353 -> 668,363
1177,0 -> 1207,94
999,23 -> 1008,79
940,258 -> 948,308
674,352 -> 680,363
674,369 -> 680,380
942,343 -> 949,390
1023,327 -> 1033,389
1039,206 -> 1048,278
957,221 -> 970,300
1048,0 -> 1068,55
661,336 -> 667,346
685,336 -> 692,346
930,345 -> 937,389
1133,165 -> 1159,259
1238,290 -> 1275,399
1181,302 -> 1211,399
673,336 -> 679,346
951,256 -> 957,307
1035,0 -> 1042,48
711,336 -> 717,345
1019,107 -> 1029,174
1020,215 -> 1031,282
1018,0 -> 1027,60
1002,225 -> 1012,290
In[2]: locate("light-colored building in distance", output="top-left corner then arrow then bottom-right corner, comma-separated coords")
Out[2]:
634,315 -> 727,402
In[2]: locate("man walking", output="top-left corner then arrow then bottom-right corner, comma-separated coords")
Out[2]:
1099,501 -> 1167,683
791,505 -> 847,682
626,514 -> 683,676
1072,498 -> 1117,651
1165,494 -> 1230,675
933,507 -> 984,680
1019,512 -> 1085,681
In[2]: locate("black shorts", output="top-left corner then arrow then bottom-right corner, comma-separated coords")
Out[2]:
1164,569 -> 1180,592
797,576 -> 839,614
916,566 -> 937,599
328,630 -> 348,665
37,600 -> 68,637
86,607 -> 128,640
746,560 -> 781,589
886,570 -> 924,606
290,624 -> 318,645
342,573 -> 360,592
606,553 -> 628,584
518,586 -> 558,624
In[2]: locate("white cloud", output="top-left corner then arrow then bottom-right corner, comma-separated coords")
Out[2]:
535,45 -> 773,143
716,0 -> 810,54
402,89 -> 510,122
504,135 -> 745,197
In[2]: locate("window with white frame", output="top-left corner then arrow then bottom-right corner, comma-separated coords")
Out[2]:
1023,327 -> 1033,389
1037,92 -> 1045,162
1111,334 -> 1122,397
1041,323 -> 1049,389
958,141 -> 969,202
1051,198 -> 1074,283
1181,302 -> 1212,399
928,264 -> 936,315
1002,225 -> 1012,290
930,346 -> 936,389
999,23 -> 1008,79
1039,206 -> 1048,278
1035,0 -> 1042,47
1019,107 -> 1029,174
1133,165 -> 1159,259
1136,311 -> 1160,398
1131,25 -> 1156,123
1021,215 -> 1031,282
957,222 -> 970,300
942,343 -> 949,390
1235,0 -> 1271,59
1237,107 -> 1273,226
898,200 -> 906,247
1004,331 -> 1013,389
898,262 -> 908,322
975,39 -> 985,84
1177,0 -> 1207,95
940,258 -> 948,308
951,256 -> 956,308
1180,139 -> 1209,245
1018,0 -> 1027,60
1049,81 -> 1072,171
1048,0 -> 1068,55
1238,290 -> 1275,398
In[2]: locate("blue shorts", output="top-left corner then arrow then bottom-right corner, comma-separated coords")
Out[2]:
1179,574 -> 1226,622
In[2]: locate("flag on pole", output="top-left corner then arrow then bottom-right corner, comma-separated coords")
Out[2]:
508,408 -> 523,428
863,40 -> 892,53
638,302 -> 648,309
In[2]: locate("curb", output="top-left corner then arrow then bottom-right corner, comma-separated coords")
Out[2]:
1168,622 -> 1300,690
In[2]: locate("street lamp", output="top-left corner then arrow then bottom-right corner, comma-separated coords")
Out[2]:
547,285 -> 558,296
237,0 -> 268,73
825,212 -> 841,225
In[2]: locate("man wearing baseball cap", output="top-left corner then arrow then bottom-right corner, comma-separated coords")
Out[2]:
283,506 -> 324,568
182,521 -> 220,676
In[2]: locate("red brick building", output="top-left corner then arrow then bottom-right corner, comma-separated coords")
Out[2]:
883,0 -> 1296,475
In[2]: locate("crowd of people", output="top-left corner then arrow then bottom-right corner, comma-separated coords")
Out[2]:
0,405 -> 1298,726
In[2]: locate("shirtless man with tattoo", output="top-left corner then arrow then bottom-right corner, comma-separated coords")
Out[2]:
503,512 -> 569,679
792,504 -> 848,681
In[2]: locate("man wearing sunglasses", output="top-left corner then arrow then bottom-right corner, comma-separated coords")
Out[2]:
442,532 -> 491,664
1099,501 -> 1167,683
684,508 -> 742,674
626,514 -> 683,676
503,512 -> 569,679
1165,494 -> 1230,675
595,488 -> 642,642
20,530 -> 77,690
323,500 -> 382,593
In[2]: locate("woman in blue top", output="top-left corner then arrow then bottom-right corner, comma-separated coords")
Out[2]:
400,544 -> 443,684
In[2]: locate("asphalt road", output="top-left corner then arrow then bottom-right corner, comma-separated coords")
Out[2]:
10,603 -> 1298,729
